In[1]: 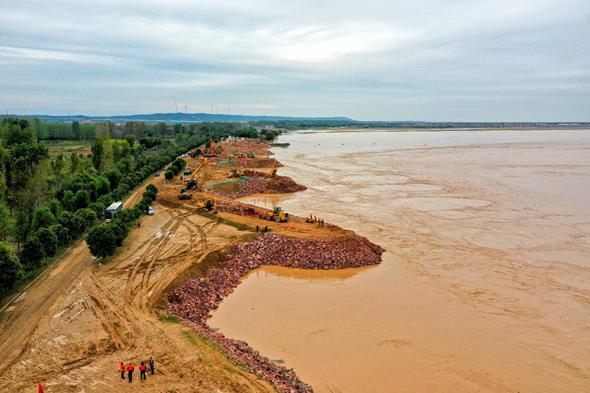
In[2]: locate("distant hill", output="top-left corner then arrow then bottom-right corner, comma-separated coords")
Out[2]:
24,112 -> 355,123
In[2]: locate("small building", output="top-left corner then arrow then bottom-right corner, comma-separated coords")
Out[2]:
105,201 -> 123,219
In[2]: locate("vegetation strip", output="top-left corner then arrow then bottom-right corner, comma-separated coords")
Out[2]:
1,117 -> 279,297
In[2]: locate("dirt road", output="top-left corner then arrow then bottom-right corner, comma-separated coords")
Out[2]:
0,242 -> 94,378
0,174 -> 275,392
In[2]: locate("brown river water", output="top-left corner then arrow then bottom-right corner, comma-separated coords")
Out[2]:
209,129 -> 590,393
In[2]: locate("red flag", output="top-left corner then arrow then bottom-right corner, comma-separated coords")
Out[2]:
38,382 -> 44,393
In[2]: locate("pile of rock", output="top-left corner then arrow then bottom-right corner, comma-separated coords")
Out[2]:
213,176 -> 306,198
245,157 -> 282,168
169,232 -> 383,392
184,320 -> 313,393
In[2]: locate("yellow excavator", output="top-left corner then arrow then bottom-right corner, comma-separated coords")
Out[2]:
196,197 -> 218,212
189,158 -> 207,190
260,207 -> 289,222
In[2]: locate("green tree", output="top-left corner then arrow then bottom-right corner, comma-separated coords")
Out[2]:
155,122 -> 167,136
72,121 -> 81,140
62,190 -> 74,211
50,224 -> 70,246
165,170 -> 174,180
70,152 -> 81,173
47,199 -> 61,218
87,225 -> 117,258
0,118 -> 35,146
110,221 -> 129,246
94,176 -> 110,196
104,169 -> 122,190
101,141 -> 114,171
4,143 -> 49,244
146,184 -> 158,196
75,208 -> 97,229
32,206 -> 56,230
0,204 -> 9,240
95,121 -> 113,139
19,235 -> 45,270
58,211 -> 85,239
36,227 -> 58,257
116,158 -> 132,174
0,243 -> 21,294
73,190 -> 90,210
0,141 -> 7,197
51,154 -> 65,177
88,201 -> 105,217
91,138 -> 104,171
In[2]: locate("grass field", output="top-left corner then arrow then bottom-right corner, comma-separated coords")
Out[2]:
40,140 -> 92,156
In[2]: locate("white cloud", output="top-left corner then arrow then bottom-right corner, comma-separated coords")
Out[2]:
0,0 -> 589,119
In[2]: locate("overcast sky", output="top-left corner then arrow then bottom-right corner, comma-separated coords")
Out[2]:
1,0 -> 589,121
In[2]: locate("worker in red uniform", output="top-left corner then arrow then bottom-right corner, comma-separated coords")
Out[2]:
139,362 -> 147,380
127,363 -> 134,383
119,362 -> 125,380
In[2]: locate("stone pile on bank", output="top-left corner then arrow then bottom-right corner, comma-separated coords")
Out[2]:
213,176 -> 306,199
169,232 -> 384,392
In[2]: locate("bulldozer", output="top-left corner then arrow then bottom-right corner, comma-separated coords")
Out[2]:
196,197 -> 218,212
260,207 -> 289,222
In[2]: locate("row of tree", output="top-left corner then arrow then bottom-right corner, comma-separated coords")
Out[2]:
0,117 -> 280,295
87,185 -> 157,258
0,119 -> 201,294
165,158 -> 186,180
0,117 -> 282,141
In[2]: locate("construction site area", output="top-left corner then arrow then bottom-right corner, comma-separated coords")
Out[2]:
0,138 -> 383,393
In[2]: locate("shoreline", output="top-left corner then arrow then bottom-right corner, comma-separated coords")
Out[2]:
165,140 -> 384,392
284,127 -> 590,134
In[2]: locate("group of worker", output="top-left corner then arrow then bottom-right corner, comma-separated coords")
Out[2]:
255,225 -> 270,232
119,356 -> 155,383
306,214 -> 325,227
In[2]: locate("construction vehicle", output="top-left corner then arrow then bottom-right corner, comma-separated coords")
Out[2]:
264,167 -> 277,178
260,207 -> 289,222
196,197 -> 218,212
263,161 -> 278,178
189,158 -> 208,190
228,168 -> 242,178
180,180 -> 196,193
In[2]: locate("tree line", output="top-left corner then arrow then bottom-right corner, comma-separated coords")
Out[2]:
1,117 -> 273,295
0,117 -> 282,141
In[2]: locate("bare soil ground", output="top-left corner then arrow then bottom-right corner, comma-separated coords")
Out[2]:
0,171 -> 276,393
0,139 -> 361,393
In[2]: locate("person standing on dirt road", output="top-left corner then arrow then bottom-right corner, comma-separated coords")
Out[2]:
139,362 -> 147,380
127,363 -> 134,383
149,356 -> 155,375
119,362 -> 125,380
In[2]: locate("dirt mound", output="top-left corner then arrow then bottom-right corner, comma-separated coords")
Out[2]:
212,176 -> 306,198
169,232 -> 383,392
243,157 -> 282,168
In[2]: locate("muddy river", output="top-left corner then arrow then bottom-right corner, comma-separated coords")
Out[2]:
210,129 -> 590,392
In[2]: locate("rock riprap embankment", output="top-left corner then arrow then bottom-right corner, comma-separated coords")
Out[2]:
169,232 -> 384,392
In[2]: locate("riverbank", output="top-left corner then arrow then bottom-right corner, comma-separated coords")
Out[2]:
210,130 -> 590,393
163,139 -> 384,392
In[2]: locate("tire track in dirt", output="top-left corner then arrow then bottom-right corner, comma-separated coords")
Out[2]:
125,213 -> 184,304
136,210 -> 198,309
0,243 -> 94,378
